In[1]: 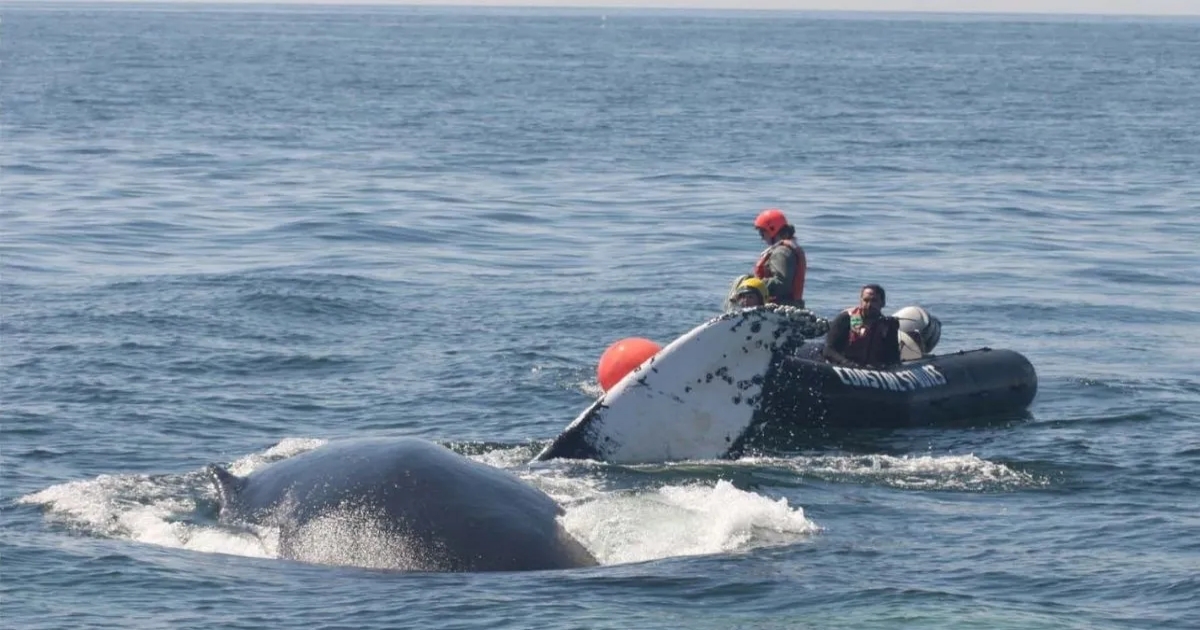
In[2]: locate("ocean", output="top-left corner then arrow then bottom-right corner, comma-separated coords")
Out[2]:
3,3 -> 1198,628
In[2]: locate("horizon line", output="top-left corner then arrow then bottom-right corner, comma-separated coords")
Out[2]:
7,0 -> 1200,19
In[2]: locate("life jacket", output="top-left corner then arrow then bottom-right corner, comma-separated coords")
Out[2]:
844,306 -> 897,366
752,239 -> 806,305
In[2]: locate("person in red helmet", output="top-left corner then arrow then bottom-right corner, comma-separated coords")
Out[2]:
752,208 -> 807,308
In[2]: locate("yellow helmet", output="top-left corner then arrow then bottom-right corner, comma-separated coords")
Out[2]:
736,277 -> 768,302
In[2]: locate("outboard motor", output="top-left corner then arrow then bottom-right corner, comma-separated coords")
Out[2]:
893,306 -> 942,360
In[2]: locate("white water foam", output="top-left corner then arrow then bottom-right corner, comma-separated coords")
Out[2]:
483,451 -> 818,566
559,479 -> 818,565
19,473 -> 276,559
468,444 -> 535,469
575,381 -> 604,398
745,452 -> 1045,491
226,437 -> 326,476
17,439 -> 330,560
470,445 -> 610,507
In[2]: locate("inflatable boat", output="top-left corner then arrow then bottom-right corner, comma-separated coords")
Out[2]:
535,305 -> 1037,464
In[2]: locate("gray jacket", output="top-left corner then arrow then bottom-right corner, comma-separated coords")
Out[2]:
757,241 -> 806,309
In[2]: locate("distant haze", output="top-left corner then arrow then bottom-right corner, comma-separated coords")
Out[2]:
35,0 -> 1200,17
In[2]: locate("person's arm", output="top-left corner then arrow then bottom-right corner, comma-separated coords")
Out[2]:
822,312 -> 857,366
762,246 -> 796,302
877,317 -> 901,368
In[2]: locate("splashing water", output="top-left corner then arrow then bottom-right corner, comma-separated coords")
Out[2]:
562,479 -> 818,565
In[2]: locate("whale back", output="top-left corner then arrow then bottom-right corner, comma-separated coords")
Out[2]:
210,437 -> 596,572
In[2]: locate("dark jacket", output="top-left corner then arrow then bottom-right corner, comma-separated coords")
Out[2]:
822,309 -> 901,368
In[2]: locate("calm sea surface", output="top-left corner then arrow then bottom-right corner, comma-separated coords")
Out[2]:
3,3 -> 1199,629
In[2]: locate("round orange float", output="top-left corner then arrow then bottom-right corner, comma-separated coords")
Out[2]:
596,337 -> 661,392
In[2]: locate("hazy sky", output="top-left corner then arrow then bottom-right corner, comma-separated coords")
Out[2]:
49,0 -> 1200,17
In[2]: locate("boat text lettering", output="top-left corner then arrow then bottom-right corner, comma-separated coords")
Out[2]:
832,365 -> 947,391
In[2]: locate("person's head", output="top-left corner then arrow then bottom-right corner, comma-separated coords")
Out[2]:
859,284 -> 886,316
735,277 -> 768,308
754,208 -> 791,244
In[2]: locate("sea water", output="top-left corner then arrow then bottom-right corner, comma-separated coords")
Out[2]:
3,4 -> 1199,629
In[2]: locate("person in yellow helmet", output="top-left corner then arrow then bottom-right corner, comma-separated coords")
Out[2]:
733,277 -> 769,308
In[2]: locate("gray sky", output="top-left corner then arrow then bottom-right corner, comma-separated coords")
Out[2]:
48,0 -> 1200,17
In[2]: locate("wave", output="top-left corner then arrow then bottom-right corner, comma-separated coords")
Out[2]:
18,438 -> 819,570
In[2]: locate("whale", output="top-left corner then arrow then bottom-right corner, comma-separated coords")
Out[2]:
535,306 -> 1036,464
535,307 -> 815,464
208,437 -> 597,572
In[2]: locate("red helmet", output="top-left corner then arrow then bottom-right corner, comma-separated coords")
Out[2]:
754,208 -> 788,239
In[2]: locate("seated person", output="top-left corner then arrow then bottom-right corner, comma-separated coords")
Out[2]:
822,284 -> 900,369
733,277 -> 769,308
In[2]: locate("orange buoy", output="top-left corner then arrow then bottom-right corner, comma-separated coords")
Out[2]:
597,337 -> 661,392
